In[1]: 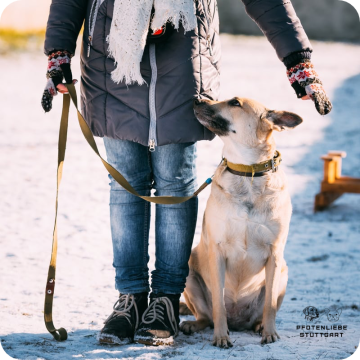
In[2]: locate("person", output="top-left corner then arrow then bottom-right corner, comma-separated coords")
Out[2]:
42,0 -> 332,347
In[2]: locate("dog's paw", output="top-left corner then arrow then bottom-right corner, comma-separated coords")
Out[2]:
212,334 -> 233,349
180,321 -> 199,335
260,327 -> 280,344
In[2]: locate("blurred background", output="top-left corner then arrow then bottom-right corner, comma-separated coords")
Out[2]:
0,0 -> 359,53
1,1 -> 360,360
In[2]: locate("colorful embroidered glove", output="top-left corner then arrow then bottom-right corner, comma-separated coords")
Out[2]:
287,61 -> 332,115
41,50 -> 73,112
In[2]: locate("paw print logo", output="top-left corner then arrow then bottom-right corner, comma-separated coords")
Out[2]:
325,308 -> 342,322
303,306 -> 319,321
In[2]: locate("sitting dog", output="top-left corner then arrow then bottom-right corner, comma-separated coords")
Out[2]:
180,97 -> 303,348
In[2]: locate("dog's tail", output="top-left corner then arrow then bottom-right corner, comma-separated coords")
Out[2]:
179,301 -> 193,315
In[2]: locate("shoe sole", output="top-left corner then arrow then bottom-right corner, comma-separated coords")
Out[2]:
135,336 -> 174,346
97,333 -> 133,345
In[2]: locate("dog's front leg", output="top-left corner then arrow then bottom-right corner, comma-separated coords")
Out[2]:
261,247 -> 284,344
209,243 -> 233,348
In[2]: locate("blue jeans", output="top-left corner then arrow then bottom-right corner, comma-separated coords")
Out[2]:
103,138 -> 198,295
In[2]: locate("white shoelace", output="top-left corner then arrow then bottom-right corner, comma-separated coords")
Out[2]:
141,297 -> 178,335
104,294 -> 139,329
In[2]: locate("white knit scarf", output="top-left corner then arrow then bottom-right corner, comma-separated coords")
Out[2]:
107,0 -> 197,85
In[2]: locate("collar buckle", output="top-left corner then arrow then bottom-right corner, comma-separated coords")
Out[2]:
271,158 -> 276,173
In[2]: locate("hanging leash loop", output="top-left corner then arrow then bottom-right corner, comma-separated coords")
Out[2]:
44,92 -> 70,341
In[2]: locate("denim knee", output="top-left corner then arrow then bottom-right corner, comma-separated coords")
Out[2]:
104,137 -> 153,194
151,142 -> 197,196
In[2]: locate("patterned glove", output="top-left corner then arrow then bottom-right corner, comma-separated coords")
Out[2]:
287,61 -> 332,115
41,50 -> 73,112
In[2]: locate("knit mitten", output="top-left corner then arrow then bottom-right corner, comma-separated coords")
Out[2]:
41,50 -> 73,112
287,61 -> 332,115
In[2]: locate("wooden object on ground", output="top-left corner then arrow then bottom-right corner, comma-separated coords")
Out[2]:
314,151 -> 360,211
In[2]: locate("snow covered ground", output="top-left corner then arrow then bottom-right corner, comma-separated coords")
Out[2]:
1,35 -> 360,360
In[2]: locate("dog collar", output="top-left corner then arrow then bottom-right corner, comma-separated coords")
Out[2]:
223,151 -> 282,177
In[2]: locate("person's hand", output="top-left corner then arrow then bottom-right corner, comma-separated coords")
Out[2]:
56,80 -> 78,94
287,62 -> 332,115
41,50 -> 77,112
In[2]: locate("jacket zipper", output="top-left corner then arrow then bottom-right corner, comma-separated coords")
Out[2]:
148,43 -> 158,152
87,0 -> 102,57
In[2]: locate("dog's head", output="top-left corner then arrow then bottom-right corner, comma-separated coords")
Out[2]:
193,98 -> 303,149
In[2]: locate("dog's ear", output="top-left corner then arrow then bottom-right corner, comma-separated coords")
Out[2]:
303,307 -> 309,315
324,308 -> 330,314
337,308 -> 342,315
264,110 -> 303,132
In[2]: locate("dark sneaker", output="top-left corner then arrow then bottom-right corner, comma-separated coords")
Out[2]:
98,292 -> 148,345
134,293 -> 180,346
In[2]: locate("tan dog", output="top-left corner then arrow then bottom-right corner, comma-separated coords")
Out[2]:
180,98 -> 303,348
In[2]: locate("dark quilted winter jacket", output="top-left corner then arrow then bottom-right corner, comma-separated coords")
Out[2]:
44,0 -> 312,148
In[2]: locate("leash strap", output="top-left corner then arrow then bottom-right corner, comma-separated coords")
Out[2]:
65,83 -> 204,204
44,83 -> 213,341
44,93 -> 70,341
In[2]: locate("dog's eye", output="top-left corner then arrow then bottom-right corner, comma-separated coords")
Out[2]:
229,99 -> 241,107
